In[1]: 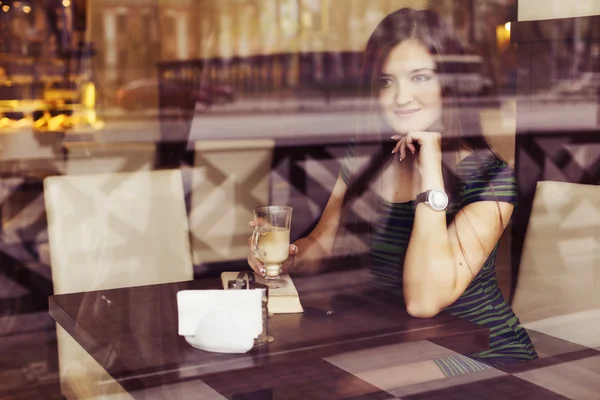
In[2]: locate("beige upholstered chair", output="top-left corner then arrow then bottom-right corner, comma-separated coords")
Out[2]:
44,169 -> 193,399
189,139 -> 274,265
512,181 -> 600,348
63,142 -> 156,176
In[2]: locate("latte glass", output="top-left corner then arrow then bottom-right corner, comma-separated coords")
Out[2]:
251,206 -> 292,288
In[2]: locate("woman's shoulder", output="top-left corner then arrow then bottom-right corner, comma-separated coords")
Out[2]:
457,152 -> 514,182
455,152 -> 518,206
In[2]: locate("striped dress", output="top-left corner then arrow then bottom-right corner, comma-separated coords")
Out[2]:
341,151 -> 538,370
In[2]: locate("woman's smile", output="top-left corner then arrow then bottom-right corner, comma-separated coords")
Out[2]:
379,39 -> 443,134
393,109 -> 421,118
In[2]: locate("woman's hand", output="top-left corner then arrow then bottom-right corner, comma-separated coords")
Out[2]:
392,131 -> 444,190
391,131 -> 442,165
247,221 -> 299,277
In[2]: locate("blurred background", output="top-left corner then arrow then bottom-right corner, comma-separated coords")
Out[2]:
1,0 -> 599,399
0,0 -> 518,126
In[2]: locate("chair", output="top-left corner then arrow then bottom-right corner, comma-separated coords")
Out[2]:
189,139 -> 274,265
44,169 -> 193,399
512,181 -> 600,349
36,142 -> 157,265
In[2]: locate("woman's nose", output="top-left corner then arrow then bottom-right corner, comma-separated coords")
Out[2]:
394,81 -> 413,105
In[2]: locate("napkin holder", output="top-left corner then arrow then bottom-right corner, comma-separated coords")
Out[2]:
177,289 -> 263,354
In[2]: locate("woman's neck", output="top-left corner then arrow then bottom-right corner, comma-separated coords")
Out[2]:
457,148 -> 473,163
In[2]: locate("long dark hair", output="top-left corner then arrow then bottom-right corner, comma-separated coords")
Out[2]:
335,8 -> 503,266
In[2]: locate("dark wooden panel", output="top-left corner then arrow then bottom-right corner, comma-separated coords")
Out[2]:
528,42 -> 553,95
512,15 -> 600,43
510,14 -> 600,302
49,275 -> 489,395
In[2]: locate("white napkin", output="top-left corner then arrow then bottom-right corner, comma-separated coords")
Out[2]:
177,289 -> 263,353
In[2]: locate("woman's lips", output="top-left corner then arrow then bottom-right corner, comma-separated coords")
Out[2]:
393,109 -> 420,118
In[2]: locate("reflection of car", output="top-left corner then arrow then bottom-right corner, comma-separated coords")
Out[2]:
115,79 -> 234,110
434,55 -> 493,96
549,73 -> 600,97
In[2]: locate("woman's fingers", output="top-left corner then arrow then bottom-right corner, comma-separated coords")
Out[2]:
247,229 -> 264,276
281,244 -> 298,274
400,139 -> 408,161
392,132 -> 439,158
247,254 -> 265,276
391,138 -> 404,160
391,135 -> 414,162
405,136 -> 416,154
249,217 -> 273,230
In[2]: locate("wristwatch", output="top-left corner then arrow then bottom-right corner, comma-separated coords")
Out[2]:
415,189 -> 448,211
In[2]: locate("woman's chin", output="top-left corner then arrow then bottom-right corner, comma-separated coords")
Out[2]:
389,119 -> 442,135
390,123 -> 427,134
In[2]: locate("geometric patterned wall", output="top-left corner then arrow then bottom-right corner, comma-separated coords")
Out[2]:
512,132 -> 600,302
510,14 -> 600,302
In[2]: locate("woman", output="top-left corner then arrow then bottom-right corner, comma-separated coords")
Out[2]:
248,8 -> 538,376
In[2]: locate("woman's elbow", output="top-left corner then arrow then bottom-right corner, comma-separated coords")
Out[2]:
405,301 -> 442,318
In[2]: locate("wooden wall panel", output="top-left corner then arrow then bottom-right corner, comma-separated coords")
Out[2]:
510,15 -> 600,302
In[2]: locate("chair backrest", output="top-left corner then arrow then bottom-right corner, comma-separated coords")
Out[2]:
44,169 -> 193,295
189,139 -> 274,265
512,181 -> 600,323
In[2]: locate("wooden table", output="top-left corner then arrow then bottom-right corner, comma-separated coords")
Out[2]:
49,272 -> 490,399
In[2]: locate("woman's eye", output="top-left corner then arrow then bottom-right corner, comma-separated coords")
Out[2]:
380,78 -> 393,88
412,74 -> 432,82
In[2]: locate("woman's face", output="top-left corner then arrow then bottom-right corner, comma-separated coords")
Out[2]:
378,39 -> 443,135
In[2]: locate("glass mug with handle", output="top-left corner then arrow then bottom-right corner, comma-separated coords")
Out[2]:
251,206 -> 292,288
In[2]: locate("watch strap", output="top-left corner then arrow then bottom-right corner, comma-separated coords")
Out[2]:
415,191 -> 429,204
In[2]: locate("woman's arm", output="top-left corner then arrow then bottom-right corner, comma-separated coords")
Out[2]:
393,132 -> 513,318
248,174 -> 348,277
284,175 -> 348,276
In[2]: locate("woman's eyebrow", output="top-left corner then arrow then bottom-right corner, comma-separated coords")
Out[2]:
410,68 -> 435,73
381,68 -> 435,76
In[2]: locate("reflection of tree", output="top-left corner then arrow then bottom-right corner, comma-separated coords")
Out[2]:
117,9 -> 160,86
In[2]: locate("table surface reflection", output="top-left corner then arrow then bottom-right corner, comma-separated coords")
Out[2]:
49,270 -> 489,395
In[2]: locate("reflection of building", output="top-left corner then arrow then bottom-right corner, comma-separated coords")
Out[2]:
0,0 -> 99,131
87,0 -> 437,96
197,0 -> 430,57
90,0 -> 196,91
86,0 -> 516,101
1,0 -> 517,108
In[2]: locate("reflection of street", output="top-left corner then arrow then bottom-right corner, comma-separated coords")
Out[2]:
86,97 -> 522,145
84,94 -> 600,146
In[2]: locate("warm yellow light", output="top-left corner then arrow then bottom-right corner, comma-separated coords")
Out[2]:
62,0 -> 70,7
505,22 -> 511,32
82,82 -> 96,108
301,12 -> 312,28
23,5 -> 30,13
2,5 -> 9,12
5,80 -> 11,87
14,1 -> 20,7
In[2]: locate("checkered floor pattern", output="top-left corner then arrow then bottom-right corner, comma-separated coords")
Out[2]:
2,317 -> 600,400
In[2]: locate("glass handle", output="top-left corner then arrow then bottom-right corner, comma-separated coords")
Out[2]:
251,226 -> 261,258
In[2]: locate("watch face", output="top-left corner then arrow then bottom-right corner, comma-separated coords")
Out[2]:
428,189 -> 449,211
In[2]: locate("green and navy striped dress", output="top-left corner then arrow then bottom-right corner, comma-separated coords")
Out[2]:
341,150 -> 538,369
